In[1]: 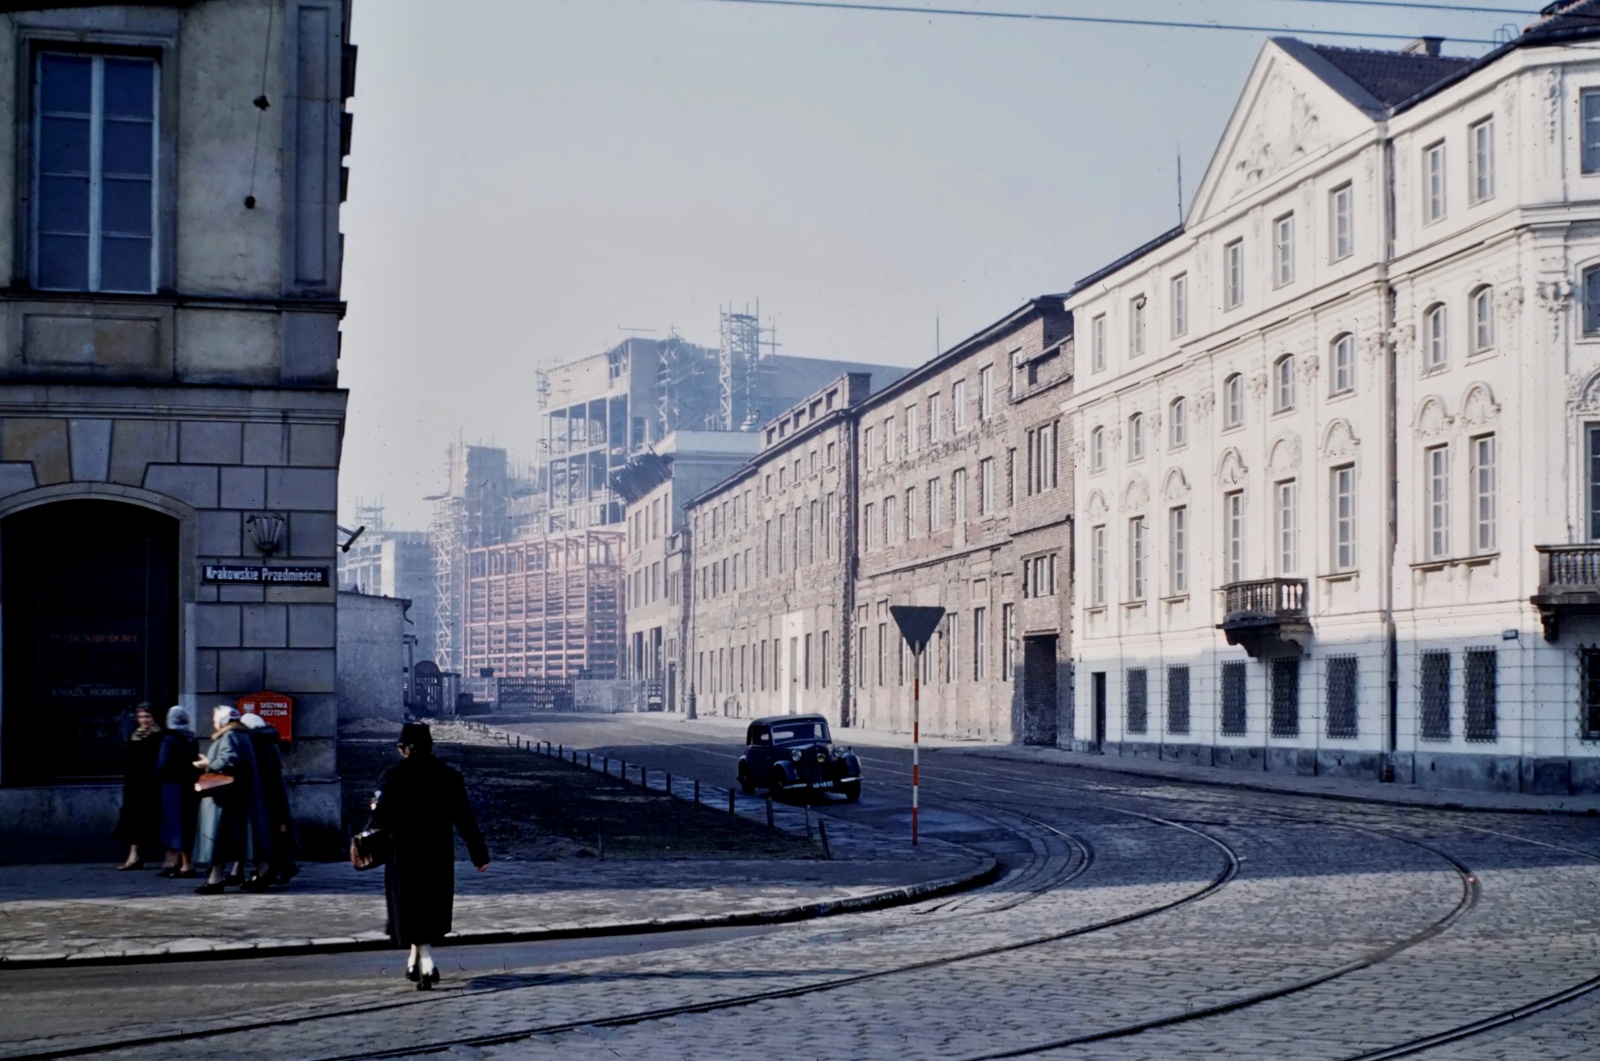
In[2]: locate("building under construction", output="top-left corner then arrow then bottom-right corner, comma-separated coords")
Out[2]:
462,530 -> 624,689
427,306 -> 903,702
541,309 -> 904,535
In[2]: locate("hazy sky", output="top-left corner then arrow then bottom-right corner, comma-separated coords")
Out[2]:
338,0 -> 1526,529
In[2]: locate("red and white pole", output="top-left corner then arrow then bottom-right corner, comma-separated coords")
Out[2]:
912,656 -> 920,846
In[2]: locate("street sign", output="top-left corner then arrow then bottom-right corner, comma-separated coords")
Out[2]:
888,604 -> 944,848
890,606 -> 946,655
202,564 -> 329,586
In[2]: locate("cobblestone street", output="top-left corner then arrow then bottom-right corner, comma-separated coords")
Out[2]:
4,714 -> 1600,1060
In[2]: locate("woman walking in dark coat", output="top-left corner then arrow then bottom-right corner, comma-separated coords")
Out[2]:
193,706 -> 268,895
112,704 -> 163,870
370,723 -> 489,989
155,706 -> 200,877
240,713 -> 297,890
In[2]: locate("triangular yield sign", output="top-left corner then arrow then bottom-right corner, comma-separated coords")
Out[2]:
890,605 -> 946,657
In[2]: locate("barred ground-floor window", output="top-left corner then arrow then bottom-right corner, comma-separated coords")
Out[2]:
1420,650 -> 1450,740
1270,658 -> 1300,738
1326,655 -> 1358,738
1167,664 -> 1190,735
1126,667 -> 1148,735
1464,648 -> 1497,742
1583,648 -> 1600,740
1221,661 -> 1248,736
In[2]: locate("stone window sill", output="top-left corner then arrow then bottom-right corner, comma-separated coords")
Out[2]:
1411,552 -> 1498,572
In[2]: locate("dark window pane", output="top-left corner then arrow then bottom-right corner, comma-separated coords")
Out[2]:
38,174 -> 89,233
1167,664 -> 1190,735
39,116 -> 90,173
1126,667 -> 1147,735
39,55 -> 92,114
101,177 -> 152,236
37,234 -> 88,290
1465,648 -> 1497,742
1587,269 -> 1600,335
100,236 -> 151,292
103,58 -> 155,119
1326,655 -> 1359,739
1271,658 -> 1300,738
102,119 -> 154,176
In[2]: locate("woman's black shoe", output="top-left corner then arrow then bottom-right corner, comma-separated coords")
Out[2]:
221,873 -> 244,887
240,877 -> 270,893
405,966 -> 420,982
195,881 -> 226,895
415,976 -> 432,991
429,969 -> 441,985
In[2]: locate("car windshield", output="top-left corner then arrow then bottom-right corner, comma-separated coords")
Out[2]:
770,721 -> 829,744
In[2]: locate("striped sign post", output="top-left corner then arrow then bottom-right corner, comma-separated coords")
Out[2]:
890,605 -> 945,847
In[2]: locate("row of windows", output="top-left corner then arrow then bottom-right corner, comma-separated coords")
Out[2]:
858,604 -> 1018,687
862,368 -> 999,471
1088,440 -> 1495,603
1121,650 -> 1498,742
862,458 -> 1013,549
697,632 -> 833,698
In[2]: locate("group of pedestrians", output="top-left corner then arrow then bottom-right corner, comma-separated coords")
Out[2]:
113,702 -> 298,894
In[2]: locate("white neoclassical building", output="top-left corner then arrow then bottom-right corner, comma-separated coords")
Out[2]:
1064,3 -> 1600,794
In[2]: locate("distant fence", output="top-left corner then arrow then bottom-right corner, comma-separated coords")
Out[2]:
572,680 -> 651,714
496,678 -> 575,712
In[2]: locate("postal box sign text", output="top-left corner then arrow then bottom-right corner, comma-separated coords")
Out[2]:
238,691 -> 293,743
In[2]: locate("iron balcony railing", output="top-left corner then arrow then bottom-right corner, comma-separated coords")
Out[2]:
1222,578 -> 1308,625
1537,544 -> 1600,593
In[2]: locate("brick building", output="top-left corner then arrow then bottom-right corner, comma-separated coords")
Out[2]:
685,375 -> 872,725
852,299 -> 1073,741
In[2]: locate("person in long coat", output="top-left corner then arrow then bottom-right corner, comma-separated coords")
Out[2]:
155,706 -> 200,877
240,713 -> 297,890
112,704 -> 163,870
193,706 -> 268,895
370,723 -> 489,989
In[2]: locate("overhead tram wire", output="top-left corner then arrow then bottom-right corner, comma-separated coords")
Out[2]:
696,0 -> 1503,43
1269,0 -> 1534,14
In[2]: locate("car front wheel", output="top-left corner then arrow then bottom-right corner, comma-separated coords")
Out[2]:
839,780 -> 861,802
738,766 -> 755,796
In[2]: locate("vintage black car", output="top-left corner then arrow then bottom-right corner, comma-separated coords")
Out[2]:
737,714 -> 862,801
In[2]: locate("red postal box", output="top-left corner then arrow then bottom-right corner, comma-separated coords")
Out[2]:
238,690 -> 293,743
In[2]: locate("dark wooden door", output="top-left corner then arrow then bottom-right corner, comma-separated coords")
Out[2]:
1091,671 -> 1107,752
2,501 -> 178,784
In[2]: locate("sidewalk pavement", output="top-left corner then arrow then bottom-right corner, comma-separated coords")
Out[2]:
0,745 -> 992,969
663,712 -> 1600,815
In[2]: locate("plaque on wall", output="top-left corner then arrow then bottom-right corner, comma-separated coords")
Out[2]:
202,564 -> 330,586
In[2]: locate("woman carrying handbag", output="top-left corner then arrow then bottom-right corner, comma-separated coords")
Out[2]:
369,723 -> 489,989
192,706 -> 268,895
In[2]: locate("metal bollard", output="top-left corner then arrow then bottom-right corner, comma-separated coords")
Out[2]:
765,796 -> 774,828
666,773 -> 672,796
587,752 -> 592,769
694,778 -> 700,803
640,767 -> 647,789
804,804 -> 813,841
728,789 -> 735,814
818,819 -> 832,860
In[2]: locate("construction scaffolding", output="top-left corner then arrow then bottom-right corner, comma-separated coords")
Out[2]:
428,444 -> 511,673
717,303 -> 778,431
461,530 -> 625,695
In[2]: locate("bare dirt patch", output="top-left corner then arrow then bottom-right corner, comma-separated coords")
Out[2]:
339,733 -> 818,861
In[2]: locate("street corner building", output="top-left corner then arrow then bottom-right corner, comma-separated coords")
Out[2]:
1065,3 -> 1600,794
0,0 -> 355,859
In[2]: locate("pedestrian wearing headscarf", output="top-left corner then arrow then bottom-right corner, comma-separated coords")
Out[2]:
112,704 -> 163,870
370,723 -> 489,989
155,706 -> 200,877
240,713 -> 297,890
192,706 -> 268,894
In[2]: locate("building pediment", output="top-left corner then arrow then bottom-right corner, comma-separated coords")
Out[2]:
1188,42 -> 1375,225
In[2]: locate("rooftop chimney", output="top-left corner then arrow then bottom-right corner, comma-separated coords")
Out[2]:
1402,36 -> 1445,57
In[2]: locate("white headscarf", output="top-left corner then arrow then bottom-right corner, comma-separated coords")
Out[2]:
212,705 -> 241,731
240,713 -> 269,731
164,705 -> 194,737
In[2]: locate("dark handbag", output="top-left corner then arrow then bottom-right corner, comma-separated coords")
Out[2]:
350,825 -> 388,871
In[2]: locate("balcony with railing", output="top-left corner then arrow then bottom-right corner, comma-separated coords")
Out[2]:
1218,577 -> 1310,658
1532,545 -> 1600,641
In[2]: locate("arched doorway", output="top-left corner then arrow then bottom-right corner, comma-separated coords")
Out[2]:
2,500 -> 179,785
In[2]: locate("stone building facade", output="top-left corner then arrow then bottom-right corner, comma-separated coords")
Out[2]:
1065,8 -> 1600,794
685,375 -> 871,725
618,430 -> 758,712
0,0 -> 354,858
852,300 -> 1072,741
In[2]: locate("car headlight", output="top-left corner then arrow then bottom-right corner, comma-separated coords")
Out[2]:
791,748 -> 802,761
816,750 -> 826,762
